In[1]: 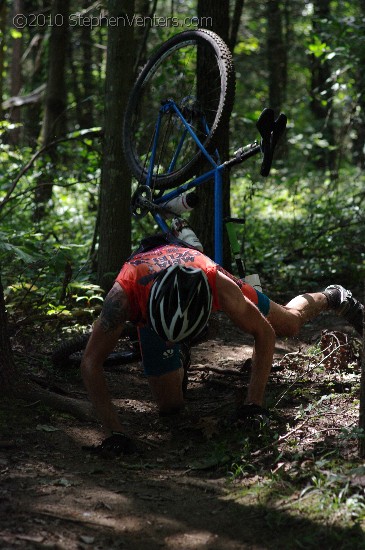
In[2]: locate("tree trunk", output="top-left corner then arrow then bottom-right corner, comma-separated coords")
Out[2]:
267,0 -> 287,114
0,1 -> 6,120
0,272 -> 94,421
35,0 -> 70,217
40,0 -> 70,144
358,286 -> 365,457
189,0 -> 232,268
68,7 -> 96,129
229,0 -> 245,51
8,0 -> 23,145
23,30 -> 46,146
17,381 -> 95,421
69,39 -> 84,128
97,0 -> 135,288
134,0 -> 158,73
80,0 -> 95,128
352,2 -> 365,169
309,0 -> 336,172
0,274 -> 17,392
266,0 -> 288,161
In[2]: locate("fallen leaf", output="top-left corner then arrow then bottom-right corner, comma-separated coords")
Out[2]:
80,535 -> 95,544
54,478 -> 72,487
189,454 -> 230,470
36,424 -> 59,432
16,535 -> 45,543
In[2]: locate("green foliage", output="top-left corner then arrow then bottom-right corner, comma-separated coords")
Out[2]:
230,168 -> 364,290
1,0 -> 364,329
0,137 -> 103,324
0,6 -> 364,539
307,35 -> 328,58
210,334 -> 365,534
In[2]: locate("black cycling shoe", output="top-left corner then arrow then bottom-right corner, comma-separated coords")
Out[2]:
323,285 -> 364,335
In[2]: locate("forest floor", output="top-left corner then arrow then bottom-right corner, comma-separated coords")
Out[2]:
1,308 -> 365,550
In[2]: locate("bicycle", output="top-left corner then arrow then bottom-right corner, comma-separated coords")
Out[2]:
52,28 -> 286,369
123,28 -> 286,269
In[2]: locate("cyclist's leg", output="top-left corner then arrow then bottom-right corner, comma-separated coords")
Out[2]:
148,370 -> 185,416
269,288 -> 364,336
267,293 -> 328,336
238,280 -> 329,336
138,326 -> 185,415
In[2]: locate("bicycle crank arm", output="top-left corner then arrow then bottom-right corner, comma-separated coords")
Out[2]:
131,185 -> 178,220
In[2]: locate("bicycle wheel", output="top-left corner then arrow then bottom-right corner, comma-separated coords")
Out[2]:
52,331 -> 141,369
123,29 -> 235,190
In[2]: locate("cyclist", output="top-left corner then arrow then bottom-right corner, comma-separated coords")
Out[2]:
81,234 -> 363,455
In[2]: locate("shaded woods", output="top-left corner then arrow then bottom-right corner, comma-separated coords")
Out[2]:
0,1 -> 364,547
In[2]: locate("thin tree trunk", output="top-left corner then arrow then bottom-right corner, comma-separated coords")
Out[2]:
0,1 -> 6,120
189,0 -> 231,268
229,0 -> 245,50
35,0 -> 70,217
266,0 -> 288,161
97,0 -> 135,288
39,0 -> 70,145
69,39 -> 84,129
8,0 -> 23,145
23,31 -> 46,146
0,274 -> 17,392
134,0 -> 158,74
267,0 -> 287,114
80,0 -> 95,128
358,285 -> 365,457
309,0 -> 336,172
352,2 -> 365,168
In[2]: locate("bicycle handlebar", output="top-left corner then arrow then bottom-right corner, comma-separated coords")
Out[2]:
225,109 -> 287,176
131,108 -> 287,219
224,142 -> 261,169
257,109 -> 287,177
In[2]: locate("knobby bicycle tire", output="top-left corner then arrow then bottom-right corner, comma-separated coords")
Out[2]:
123,29 -> 235,190
52,333 -> 141,369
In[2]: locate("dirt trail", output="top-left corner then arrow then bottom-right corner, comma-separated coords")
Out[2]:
1,312 -> 363,549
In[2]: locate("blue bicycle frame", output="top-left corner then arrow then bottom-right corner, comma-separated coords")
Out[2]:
133,99 -> 286,273
143,99 -> 227,265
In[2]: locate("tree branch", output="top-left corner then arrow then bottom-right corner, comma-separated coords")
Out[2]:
0,128 -> 102,211
16,381 -> 95,422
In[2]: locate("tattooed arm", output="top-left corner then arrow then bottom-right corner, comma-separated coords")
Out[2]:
81,283 -> 131,435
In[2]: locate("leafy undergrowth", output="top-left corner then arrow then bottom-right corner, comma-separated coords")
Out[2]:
1,311 -> 364,549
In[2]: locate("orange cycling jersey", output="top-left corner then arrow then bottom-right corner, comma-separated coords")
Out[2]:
115,244 -> 262,325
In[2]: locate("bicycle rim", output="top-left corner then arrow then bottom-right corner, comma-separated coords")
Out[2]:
52,334 -> 141,368
123,29 -> 235,190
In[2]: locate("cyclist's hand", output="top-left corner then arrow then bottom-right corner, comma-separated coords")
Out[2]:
234,403 -> 270,428
83,432 -> 136,457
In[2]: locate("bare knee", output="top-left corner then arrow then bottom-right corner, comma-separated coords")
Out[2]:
280,314 -> 301,337
147,368 -> 184,416
268,304 -> 302,337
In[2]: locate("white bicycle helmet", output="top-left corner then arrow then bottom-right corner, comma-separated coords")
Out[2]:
147,264 -> 212,343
